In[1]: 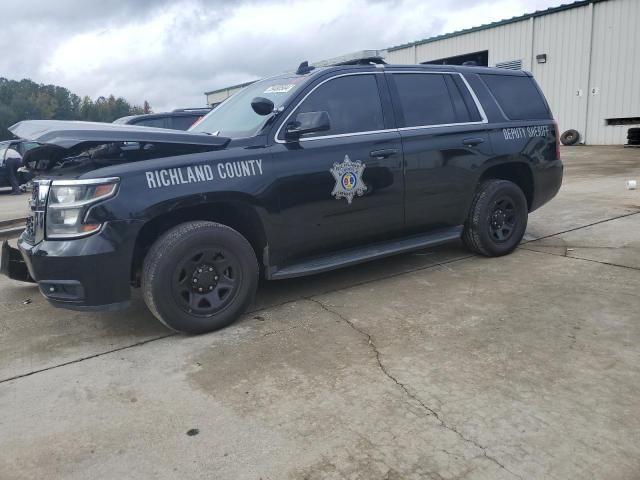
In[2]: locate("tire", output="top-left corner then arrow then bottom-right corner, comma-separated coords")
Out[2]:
142,221 -> 258,334
628,128 -> 640,135
462,179 -> 528,257
560,129 -> 580,146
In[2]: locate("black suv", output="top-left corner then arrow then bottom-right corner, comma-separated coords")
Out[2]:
1,62 -> 562,334
113,108 -> 211,130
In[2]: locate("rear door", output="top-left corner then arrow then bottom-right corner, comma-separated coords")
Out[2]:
269,72 -> 404,263
387,70 -> 493,230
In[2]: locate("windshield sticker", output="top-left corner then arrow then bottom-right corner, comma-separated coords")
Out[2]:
503,125 -> 550,140
145,159 -> 263,189
330,155 -> 367,204
264,84 -> 296,94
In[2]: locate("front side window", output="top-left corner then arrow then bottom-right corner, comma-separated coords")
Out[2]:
287,74 -> 385,138
392,73 -> 458,127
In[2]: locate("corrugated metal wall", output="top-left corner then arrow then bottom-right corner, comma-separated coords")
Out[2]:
408,20 -> 535,70
586,0 -> 640,144
385,0 -> 640,144
530,5 -> 592,140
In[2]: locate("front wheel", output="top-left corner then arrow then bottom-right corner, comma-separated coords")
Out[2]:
142,221 -> 258,334
462,179 -> 528,257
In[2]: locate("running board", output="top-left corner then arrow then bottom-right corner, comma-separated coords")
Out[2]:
269,226 -> 463,280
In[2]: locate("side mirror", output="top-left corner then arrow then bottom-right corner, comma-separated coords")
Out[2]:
285,111 -> 331,139
251,97 -> 275,116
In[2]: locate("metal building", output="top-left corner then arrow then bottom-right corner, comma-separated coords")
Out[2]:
205,0 -> 639,145
205,80 -> 255,109
385,0 -> 639,145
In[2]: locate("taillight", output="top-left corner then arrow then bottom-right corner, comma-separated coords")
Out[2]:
554,121 -> 560,160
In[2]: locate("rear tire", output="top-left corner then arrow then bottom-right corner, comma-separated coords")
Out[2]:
142,221 -> 258,334
462,179 -> 528,257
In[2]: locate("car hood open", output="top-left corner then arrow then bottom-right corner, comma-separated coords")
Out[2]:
9,120 -> 230,150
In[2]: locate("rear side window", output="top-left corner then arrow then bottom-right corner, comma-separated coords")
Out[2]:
291,74 -> 385,138
481,75 -> 550,120
392,73 -> 464,127
171,115 -> 199,130
133,117 -> 168,128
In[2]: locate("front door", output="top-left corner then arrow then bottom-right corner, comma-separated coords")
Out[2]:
269,72 -> 404,265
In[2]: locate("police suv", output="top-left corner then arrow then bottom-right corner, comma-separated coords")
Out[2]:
1,58 -> 562,334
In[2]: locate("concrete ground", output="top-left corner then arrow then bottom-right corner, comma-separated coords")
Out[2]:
0,146 -> 639,479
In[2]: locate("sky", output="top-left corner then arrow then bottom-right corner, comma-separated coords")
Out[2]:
1,0 -> 567,112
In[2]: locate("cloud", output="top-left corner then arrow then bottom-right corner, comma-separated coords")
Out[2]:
1,0 -> 565,112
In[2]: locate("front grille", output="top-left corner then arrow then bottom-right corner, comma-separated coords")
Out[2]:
23,180 -> 50,245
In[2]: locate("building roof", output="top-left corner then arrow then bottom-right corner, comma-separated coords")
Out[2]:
386,0 -> 607,52
205,80 -> 257,97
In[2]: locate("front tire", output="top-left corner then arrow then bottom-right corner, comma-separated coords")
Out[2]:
142,221 -> 258,334
462,179 -> 528,257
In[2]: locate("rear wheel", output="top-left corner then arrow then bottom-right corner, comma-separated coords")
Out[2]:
142,221 -> 258,334
462,179 -> 528,257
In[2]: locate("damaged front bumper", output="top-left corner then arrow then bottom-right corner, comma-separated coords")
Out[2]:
0,240 -> 34,283
1,221 -> 141,312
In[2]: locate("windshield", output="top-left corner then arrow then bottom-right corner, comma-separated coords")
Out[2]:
190,76 -> 307,138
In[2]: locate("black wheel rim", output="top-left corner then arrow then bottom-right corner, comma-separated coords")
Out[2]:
172,247 -> 241,317
488,196 -> 517,243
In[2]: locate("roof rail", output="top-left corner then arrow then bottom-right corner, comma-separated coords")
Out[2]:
312,50 -> 386,68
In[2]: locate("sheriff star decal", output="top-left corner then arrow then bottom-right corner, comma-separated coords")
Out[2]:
330,155 -> 367,204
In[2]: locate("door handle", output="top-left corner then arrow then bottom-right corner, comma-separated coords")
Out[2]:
369,148 -> 398,159
462,137 -> 485,147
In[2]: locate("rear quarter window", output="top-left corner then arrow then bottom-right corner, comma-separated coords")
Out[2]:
481,75 -> 550,120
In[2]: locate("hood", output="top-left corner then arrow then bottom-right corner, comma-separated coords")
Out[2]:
10,120 -> 232,174
9,120 -> 230,149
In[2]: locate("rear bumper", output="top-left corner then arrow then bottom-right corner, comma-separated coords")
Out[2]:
530,159 -> 563,212
1,220 -> 142,311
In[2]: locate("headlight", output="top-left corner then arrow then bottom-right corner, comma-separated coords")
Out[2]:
46,178 -> 119,239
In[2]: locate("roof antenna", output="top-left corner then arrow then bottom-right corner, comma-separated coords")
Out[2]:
296,61 -> 315,75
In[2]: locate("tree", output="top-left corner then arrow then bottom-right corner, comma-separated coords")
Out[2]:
0,77 -> 147,140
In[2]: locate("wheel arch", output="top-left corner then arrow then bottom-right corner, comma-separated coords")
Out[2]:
479,160 -> 534,211
130,197 -> 269,285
